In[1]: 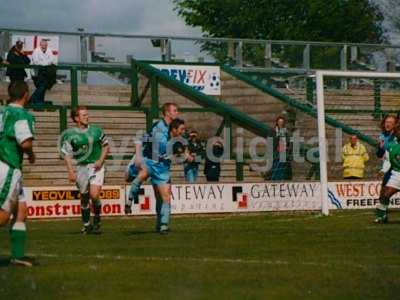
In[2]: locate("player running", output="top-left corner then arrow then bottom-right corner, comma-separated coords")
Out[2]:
0,81 -> 36,267
59,106 -> 110,234
125,103 -> 187,233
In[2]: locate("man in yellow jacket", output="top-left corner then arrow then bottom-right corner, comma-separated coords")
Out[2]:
342,135 -> 369,179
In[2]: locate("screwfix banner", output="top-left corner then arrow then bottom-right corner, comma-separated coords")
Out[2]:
152,64 -> 221,95
24,181 -> 393,219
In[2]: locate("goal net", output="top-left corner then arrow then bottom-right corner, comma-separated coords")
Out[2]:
316,70 -> 400,215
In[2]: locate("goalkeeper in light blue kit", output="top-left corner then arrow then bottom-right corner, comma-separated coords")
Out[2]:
125,103 -> 188,234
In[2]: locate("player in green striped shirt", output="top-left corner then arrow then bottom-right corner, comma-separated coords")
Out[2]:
60,106 -> 109,234
0,81 -> 36,267
375,130 -> 400,223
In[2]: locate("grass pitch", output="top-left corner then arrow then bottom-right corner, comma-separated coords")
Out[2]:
1,210 -> 400,300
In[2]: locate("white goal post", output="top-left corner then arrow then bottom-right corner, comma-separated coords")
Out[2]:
316,70 -> 400,216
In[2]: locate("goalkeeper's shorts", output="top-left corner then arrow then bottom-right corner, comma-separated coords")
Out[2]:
386,170 -> 400,190
0,160 -> 25,213
76,164 -> 105,194
143,158 -> 170,186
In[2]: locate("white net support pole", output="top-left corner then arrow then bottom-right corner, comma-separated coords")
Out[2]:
316,72 -> 329,215
315,70 -> 400,216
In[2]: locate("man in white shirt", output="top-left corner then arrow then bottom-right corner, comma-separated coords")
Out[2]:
30,40 -> 56,106
31,40 -> 56,66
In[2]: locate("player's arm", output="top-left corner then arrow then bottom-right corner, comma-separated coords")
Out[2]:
376,137 -> 385,158
60,139 -> 76,183
94,132 -> 110,171
64,155 -> 76,183
15,119 -> 35,164
20,138 -> 35,164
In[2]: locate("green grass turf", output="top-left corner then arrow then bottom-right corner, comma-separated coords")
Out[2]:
0,210 -> 400,300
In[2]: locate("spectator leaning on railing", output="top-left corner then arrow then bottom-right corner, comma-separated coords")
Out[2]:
30,40 -> 57,106
6,41 -> 31,84
342,135 -> 369,179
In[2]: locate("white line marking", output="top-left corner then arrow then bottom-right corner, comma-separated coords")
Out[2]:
5,253 -> 397,270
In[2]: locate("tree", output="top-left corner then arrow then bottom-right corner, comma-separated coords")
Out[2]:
376,0 -> 400,40
173,0 -> 385,67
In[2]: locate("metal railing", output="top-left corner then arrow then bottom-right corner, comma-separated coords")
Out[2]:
2,27 -> 400,71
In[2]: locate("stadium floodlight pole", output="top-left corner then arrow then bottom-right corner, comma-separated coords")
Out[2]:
316,69 -> 400,216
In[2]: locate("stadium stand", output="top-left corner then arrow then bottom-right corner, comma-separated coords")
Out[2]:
1,59 -> 396,184
0,79 -> 253,185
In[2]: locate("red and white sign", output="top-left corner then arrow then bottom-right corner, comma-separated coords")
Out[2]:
125,184 -> 232,215
328,181 -> 400,210
239,182 -> 321,212
125,182 -> 321,215
25,186 -> 124,219
11,34 -> 59,61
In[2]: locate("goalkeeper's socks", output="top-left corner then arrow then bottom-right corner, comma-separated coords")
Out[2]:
81,206 -> 91,225
128,177 -> 141,203
155,196 -> 163,231
160,202 -> 171,226
10,222 -> 27,259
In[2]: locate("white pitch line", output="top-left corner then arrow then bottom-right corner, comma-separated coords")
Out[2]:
8,253 -> 398,270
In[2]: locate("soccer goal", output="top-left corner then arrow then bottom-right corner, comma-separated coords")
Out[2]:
316,70 -> 400,215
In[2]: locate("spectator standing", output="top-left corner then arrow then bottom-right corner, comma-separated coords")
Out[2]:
342,135 -> 369,179
6,41 -> 30,84
270,116 -> 292,181
30,40 -> 57,106
204,139 -> 224,182
184,130 -> 204,183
